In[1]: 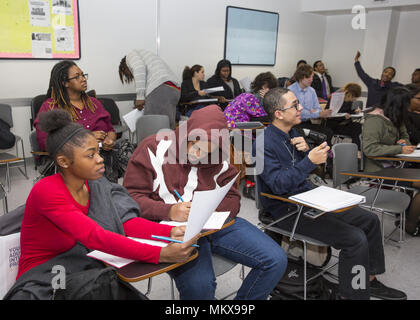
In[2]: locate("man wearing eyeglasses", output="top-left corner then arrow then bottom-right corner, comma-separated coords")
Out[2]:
288,64 -> 333,146
253,87 -> 407,300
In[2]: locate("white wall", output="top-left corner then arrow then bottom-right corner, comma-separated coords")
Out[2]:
392,10 -> 420,84
301,0 -> 420,13
0,0 -> 327,154
321,8 -> 419,93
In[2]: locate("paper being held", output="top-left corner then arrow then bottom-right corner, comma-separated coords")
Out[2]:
183,173 -> 239,241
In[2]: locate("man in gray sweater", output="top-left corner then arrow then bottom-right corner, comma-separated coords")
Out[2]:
119,49 -> 181,129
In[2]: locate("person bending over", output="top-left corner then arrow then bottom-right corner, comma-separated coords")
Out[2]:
119,49 -> 181,129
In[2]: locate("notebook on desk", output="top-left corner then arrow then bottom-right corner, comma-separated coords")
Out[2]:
289,186 -> 366,212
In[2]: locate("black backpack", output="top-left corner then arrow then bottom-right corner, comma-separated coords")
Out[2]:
270,258 -> 338,300
53,266 -> 147,300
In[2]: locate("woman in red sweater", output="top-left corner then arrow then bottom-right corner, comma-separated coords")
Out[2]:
17,109 -> 199,279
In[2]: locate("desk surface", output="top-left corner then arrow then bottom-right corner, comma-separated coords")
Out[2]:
341,168 -> 420,182
117,218 -> 235,282
260,192 -> 357,213
368,155 -> 420,163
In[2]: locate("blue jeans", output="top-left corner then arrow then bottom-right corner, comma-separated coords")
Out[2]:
185,104 -> 209,117
168,217 -> 287,300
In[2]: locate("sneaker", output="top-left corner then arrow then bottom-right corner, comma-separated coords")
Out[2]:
369,278 -> 407,300
242,185 -> 255,200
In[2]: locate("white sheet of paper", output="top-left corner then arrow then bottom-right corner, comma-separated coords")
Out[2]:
159,211 -> 231,230
86,237 -> 167,269
289,186 -> 365,212
329,92 -> 345,115
396,149 -> 420,157
202,86 -> 224,94
122,109 -> 144,132
183,174 -> 239,241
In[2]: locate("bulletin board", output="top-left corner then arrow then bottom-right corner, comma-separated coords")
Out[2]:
0,0 -> 80,59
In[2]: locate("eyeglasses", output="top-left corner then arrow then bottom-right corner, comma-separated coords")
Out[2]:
280,100 -> 301,111
67,73 -> 88,81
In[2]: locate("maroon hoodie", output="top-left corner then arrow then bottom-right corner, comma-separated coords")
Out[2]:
123,105 -> 241,221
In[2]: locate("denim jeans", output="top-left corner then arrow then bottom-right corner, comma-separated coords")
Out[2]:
168,217 -> 287,300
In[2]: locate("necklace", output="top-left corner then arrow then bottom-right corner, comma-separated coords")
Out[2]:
283,141 -> 295,166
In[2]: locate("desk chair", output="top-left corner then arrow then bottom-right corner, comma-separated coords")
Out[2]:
255,178 -> 338,300
332,143 -> 411,246
96,97 -> 129,140
0,182 -> 7,214
135,115 -> 170,145
164,253 -> 244,300
29,131 -> 56,184
0,104 -> 28,192
30,94 -> 46,130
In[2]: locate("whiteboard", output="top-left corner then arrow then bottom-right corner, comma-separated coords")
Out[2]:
0,0 -> 80,59
224,6 -> 279,66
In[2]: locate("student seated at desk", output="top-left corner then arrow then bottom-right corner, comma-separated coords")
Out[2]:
325,83 -> 363,150
223,72 -> 277,128
363,86 -> 420,236
206,59 -> 242,109
362,86 -> 416,172
123,105 -> 287,300
288,64 -> 334,146
34,61 -> 121,182
180,65 -> 214,117
255,87 -> 406,300
404,84 -> 420,145
13,110 -> 198,299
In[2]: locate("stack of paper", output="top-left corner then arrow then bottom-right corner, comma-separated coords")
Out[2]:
289,186 -> 365,212
122,109 -> 144,132
202,86 -> 224,94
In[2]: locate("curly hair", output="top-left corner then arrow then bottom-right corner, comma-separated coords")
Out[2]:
250,72 -> 278,93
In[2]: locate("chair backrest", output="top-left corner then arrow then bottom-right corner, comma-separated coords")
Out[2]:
136,115 -> 170,144
211,253 -> 237,277
29,131 -> 40,153
332,143 -> 358,188
97,97 -> 121,126
0,104 -> 13,128
30,94 -> 46,130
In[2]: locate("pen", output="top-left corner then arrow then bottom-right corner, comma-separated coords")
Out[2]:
151,235 -> 199,247
174,189 -> 184,202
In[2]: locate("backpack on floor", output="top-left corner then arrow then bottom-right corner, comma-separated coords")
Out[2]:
270,258 -> 338,300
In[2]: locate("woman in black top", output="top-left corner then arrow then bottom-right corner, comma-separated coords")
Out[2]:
180,65 -> 211,117
404,84 -> 420,145
207,59 -> 242,109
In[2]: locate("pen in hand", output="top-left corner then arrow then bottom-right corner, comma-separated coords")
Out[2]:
151,235 -> 200,248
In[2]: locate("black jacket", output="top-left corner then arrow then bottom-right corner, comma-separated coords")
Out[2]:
405,111 -> 420,145
311,73 -> 333,99
0,119 -> 16,149
180,79 -> 209,103
206,75 -> 242,100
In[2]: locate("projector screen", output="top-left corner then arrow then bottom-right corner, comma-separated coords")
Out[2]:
224,6 -> 279,66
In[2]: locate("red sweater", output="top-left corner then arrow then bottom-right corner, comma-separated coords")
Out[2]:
17,174 -> 172,279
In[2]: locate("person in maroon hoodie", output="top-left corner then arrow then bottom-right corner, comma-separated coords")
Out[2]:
123,105 -> 287,300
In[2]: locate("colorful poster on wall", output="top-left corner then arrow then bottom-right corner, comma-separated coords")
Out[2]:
0,0 -> 80,59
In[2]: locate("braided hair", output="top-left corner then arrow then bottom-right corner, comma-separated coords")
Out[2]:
46,61 -> 96,122
38,109 -> 94,164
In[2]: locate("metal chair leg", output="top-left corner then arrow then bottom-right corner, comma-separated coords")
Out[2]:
303,240 -> 307,300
